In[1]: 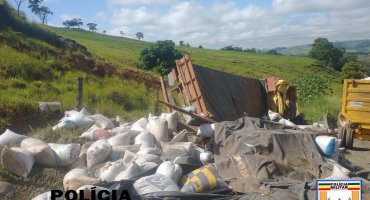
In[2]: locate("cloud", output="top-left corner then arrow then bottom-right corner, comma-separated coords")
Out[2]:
107,0 -> 176,6
60,14 -> 82,22
107,0 -> 370,49
272,0 -> 370,14
94,11 -> 108,22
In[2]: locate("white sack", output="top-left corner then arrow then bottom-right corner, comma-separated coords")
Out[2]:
148,118 -> 169,147
135,131 -> 155,149
161,142 -> 196,158
325,164 -> 350,180
148,113 -> 159,121
53,110 -> 94,130
197,123 -> 215,137
170,130 -> 187,143
131,174 -> 180,196
0,181 -> 15,199
131,117 -> 149,132
99,161 -> 126,182
315,136 -> 337,156
156,161 -> 182,184
80,124 -> 101,140
108,145 -> 141,162
48,143 -> 81,167
80,107 -> 91,116
122,150 -> 136,167
108,131 -> 130,147
0,129 -> 28,146
268,110 -> 281,121
90,114 -> 115,130
115,161 -> 158,181
63,167 -> 98,191
136,148 -> 162,156
37,102 -> 61,113
160,111 -> 178,136
109,126 -> 131,136
86,140 -> 112,170
66,152 -> 87,171
20,138 -> 57,168
1,146 -> 34,178
134,154 -> 162,166
194,146 -> 205,160
327,139 -> 342,162
200,150 -> 214,165
81,141 -> 95,154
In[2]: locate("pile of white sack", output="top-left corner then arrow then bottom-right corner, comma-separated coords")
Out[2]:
0,108 -> 353,199
0,108 -> 222,199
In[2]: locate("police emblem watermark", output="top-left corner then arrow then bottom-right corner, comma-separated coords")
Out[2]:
317,180 -> 362,200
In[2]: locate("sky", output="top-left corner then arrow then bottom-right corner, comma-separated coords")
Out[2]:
8,0 -> 370,50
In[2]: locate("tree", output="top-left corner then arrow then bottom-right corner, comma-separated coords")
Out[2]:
136,32 -> 144,40
14,0 -> 26,17
341,53 -> 358,65
73,18 -> 83,28
120,31 -> 124,37
185,43 -> 190,47
28,0 -> 53,25
179,41 -> 184,46
28,0 -> 42,13
103,30 -> 106,34
35,6 -> 53,25
136,40 -> 183,77
341,62 -> 368,79
87,23 -> 98,32
264,49 -> 279,55
62,18 -> 83,28
198,45 -> 203,48
62,20 -> 71,28
308,37 -> 347,71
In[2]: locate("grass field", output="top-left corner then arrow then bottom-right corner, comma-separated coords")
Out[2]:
48,27 -> 344,126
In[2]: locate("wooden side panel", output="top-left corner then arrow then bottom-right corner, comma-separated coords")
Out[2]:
176,55 -> 209,117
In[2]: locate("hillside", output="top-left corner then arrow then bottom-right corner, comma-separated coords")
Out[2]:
274,39 -> 370,56
0,0 -> 161,134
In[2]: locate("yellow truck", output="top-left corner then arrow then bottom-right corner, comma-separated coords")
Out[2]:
337,79 -> 370,149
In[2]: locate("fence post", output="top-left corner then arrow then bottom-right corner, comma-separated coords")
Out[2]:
76,77 -> 83,111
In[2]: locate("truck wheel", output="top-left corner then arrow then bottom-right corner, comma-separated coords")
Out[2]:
345,123 -> 354,149
337,126 -> 346,147
337,112 -> 348,128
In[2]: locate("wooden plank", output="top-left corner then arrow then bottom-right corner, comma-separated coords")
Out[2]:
176,59 -> 191,105
181,55 -> 209,117
160,76 -> 171,113
157,99 -> 216,123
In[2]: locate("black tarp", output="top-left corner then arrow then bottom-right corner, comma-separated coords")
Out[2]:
192,65 -> 268,122
211,117 -> 334,194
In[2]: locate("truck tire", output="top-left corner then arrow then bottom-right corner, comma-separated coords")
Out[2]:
337,126 -> 346,148
345,123 -> 354,149
337,112 -> 348,128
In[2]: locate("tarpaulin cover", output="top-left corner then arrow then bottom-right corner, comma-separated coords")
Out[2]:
211,117 -> 334,194
192,64 -> 268,122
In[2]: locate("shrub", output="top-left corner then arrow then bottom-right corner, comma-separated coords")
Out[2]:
293,76 -> 333,103
341,62 -> 368,79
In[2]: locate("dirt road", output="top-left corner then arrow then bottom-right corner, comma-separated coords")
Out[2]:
343,139 -> 370,179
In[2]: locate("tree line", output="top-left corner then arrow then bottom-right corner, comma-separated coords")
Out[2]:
308,37 -> 368,79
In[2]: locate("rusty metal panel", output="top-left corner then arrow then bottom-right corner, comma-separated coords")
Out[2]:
176,55 -> 209,117
266,77 -> 276,92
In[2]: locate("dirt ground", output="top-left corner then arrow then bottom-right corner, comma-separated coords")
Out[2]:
343,139 -> 370,178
